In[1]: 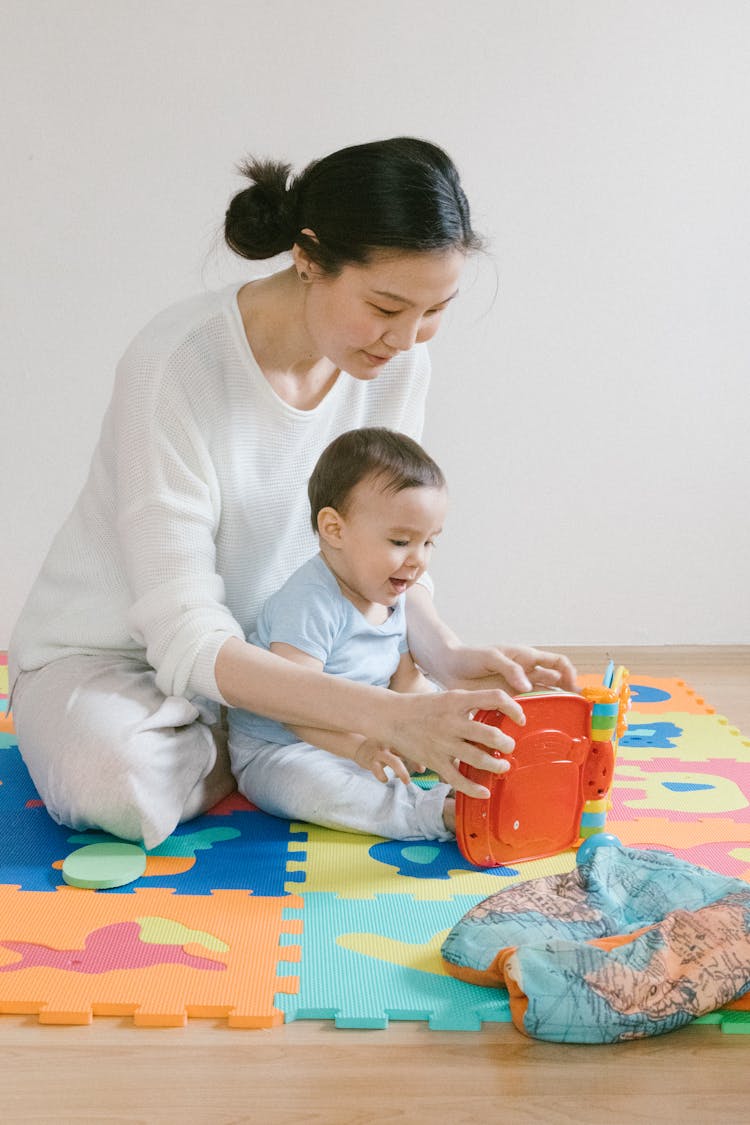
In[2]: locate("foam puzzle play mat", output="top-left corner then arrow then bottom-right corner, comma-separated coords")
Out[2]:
2,650 -> 750,1035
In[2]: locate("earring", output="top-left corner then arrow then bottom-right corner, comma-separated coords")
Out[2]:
299,271 -> 309,282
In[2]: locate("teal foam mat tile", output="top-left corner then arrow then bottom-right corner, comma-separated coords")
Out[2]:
276,892 -> 510,1030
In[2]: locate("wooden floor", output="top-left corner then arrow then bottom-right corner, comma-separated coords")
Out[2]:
3,646 -> 749,1124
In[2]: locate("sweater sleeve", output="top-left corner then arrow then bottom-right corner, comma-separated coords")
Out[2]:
113,343 -> 243,702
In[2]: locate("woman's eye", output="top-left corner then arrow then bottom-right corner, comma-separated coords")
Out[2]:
371,304 -> 399,316
390,539 -> 409,547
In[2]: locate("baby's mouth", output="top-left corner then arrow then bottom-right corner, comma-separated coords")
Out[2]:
389,577 -> 409,595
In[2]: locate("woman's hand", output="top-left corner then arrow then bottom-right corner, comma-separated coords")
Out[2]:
216,636 -> 527,797
385,688 -> 524,799
435,644 -> 578,696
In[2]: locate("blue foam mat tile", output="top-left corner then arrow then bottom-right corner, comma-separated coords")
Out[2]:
88,811 -> 305,896
0,745 -> 304,896
0,807 -> 79,890
0,742 -> 38,803
276,892 -> 511,1030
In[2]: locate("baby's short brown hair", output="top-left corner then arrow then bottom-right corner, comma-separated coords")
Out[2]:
307,428 -> 446,532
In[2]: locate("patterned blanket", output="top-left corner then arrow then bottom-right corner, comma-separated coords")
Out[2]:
442,844 -> 750,1042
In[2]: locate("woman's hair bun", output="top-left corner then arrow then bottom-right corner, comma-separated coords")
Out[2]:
224,138 -> 481,272
224,158 -> 299,260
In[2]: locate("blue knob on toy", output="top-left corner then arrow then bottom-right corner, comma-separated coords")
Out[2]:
576,833 -> 621,865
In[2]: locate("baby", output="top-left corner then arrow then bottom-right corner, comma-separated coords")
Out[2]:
228,427 -> 509,840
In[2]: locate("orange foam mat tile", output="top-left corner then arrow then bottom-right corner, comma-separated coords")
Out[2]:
577,673 -> 715,715
0,885 -> 302,1027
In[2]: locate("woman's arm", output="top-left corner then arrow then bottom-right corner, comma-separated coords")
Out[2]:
282,648 -> 439,779
405,584 -> 578,694
215,635 -> 524,798
290,650 -> 437,780
258,642 -> 412,784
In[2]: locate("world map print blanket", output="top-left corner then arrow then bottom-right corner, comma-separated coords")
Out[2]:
442,844 -> 750,1042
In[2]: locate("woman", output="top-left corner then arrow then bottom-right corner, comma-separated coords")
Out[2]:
9,137 -> 575,849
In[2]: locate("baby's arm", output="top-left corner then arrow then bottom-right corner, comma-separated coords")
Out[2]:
269,642 -> 412,785
386,652 -> 435,773
388,651 -> 435,695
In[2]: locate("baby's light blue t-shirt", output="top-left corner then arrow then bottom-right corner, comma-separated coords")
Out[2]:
230,552 -> 408,745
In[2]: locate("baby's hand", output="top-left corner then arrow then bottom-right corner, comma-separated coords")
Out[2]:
400,755 -> 429,776
355,739 -> 412,785
438,644 -> 577,695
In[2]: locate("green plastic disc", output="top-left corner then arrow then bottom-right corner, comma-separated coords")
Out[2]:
61,841 -> 147,889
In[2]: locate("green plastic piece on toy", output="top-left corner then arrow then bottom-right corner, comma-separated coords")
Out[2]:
62,841 -> 147,889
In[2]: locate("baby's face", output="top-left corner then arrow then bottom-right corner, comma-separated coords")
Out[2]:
332,479 -> 448,613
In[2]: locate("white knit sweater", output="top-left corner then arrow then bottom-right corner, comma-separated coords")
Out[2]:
10,284 -> 430,703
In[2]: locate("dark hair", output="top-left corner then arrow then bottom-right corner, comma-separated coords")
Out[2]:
225,137 -> 483,274
308,428 -> 447,532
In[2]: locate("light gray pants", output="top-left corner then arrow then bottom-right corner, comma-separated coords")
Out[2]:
229,728 -> 454,841
10,654 -> 228,850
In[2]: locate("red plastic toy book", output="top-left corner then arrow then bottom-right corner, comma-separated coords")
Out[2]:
455,665 -> 629,868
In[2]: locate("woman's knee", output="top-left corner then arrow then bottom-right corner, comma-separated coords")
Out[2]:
12,657 -> 217,849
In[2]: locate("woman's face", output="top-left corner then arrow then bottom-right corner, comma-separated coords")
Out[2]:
297,246 -> 466,379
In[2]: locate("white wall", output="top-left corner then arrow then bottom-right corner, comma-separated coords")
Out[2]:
2,0 -> 749,647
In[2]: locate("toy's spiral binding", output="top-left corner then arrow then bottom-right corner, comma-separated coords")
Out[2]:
580,665 -> 630,838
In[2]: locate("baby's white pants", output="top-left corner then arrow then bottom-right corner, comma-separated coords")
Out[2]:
228,728 -> 453,841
